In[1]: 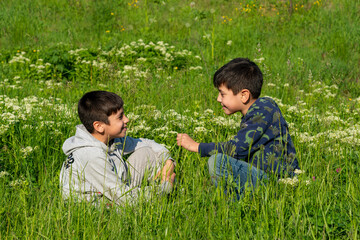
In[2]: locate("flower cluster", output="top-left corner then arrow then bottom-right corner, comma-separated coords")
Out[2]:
235,1 -> 323,17
0,171 -> 10,179
221,16 -> 232,24
68,39 -> 202,81
0,94 -> 74,136
8,52 -> 30,64
128,0 -> 139,8
9,176 -> 28,188
2,39 -> 202,85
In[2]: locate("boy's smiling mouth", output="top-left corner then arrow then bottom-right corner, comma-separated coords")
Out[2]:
122,125 -> 127,132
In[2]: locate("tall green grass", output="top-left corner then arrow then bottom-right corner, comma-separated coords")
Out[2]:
1,0 -> 359,239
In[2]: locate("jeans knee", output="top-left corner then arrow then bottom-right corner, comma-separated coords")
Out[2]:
208,154 -> 224,175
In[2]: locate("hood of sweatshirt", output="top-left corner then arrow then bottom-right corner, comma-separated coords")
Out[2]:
62,124 -> 112,156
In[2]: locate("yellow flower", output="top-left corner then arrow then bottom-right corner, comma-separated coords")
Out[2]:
111,12 -> 114,15
349,98 -> 352,101
106,30 -> 110,33
33,50 -> 36,52
174,66 -> 178,70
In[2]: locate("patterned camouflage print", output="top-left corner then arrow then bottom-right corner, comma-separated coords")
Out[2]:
199,97 -> 299,177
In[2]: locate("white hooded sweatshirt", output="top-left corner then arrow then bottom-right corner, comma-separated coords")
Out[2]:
60,124 -> 173,205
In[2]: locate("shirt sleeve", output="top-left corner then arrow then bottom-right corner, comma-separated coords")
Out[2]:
198,105 -> 273,160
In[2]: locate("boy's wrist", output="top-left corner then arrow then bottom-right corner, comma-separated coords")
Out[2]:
194,142 -> 200,153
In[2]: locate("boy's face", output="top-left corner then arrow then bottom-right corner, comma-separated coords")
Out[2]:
103,108 -> 129,140
217,84 -> 245,115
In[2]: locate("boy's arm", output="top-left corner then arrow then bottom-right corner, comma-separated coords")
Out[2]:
198,108 -> 273,159
176,133 -> 200,152
178,102 -> 275,159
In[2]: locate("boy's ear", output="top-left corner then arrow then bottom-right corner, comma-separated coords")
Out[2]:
240,89 -> 251,103
93,121 -> 105,134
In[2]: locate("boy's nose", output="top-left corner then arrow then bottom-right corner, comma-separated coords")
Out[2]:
217,93 -> 222,102
124,115 -> 129,123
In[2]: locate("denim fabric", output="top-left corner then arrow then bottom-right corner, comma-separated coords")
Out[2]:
208,153 -> 267,199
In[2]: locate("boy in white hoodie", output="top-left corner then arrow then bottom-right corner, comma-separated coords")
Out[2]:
60,91 -> 176,206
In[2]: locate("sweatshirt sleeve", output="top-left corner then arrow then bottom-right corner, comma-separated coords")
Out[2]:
198,103 -> 273,160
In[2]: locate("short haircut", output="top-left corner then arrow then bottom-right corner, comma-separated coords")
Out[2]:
213,58 -> 263,98
78,91 -> 124,133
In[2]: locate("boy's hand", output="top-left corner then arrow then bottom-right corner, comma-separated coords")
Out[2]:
155,159 -> 176,186
176,133 -> 199,153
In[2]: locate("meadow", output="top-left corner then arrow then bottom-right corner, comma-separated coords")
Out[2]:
0,0 -> 359,239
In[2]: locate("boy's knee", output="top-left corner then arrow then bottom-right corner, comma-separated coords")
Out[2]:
129,147 -> 156,164
207,154 -> 223,175
133,147 -> 154,156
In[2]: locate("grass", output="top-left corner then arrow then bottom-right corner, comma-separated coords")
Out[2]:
1,0 -> 360,239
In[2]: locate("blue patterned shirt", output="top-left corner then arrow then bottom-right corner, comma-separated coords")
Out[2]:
198,97 -> 299,176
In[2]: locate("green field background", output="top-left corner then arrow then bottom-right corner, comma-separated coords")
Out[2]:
0,0 -> 359,239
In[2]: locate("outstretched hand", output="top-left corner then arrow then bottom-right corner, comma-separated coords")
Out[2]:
176,133 -> 199,153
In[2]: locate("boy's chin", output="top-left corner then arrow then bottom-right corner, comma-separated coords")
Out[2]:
118,133 -> 126,138
223,110 -> 234,115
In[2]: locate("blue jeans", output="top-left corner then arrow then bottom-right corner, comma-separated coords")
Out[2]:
207,154 -> 267,199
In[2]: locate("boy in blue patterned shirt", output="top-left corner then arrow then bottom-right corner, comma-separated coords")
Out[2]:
177,58 -> 299,197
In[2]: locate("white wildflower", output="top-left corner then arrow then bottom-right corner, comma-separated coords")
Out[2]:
0,171 -> 10,178
21,146 -> 34,157
254,57 -> 265,63
278,177 -> 299,186
189,66 -> 202,71
194,127 -> 207,133
137,57 -> 147,62
294,169 -> 305,174
9,177 -> 28,188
